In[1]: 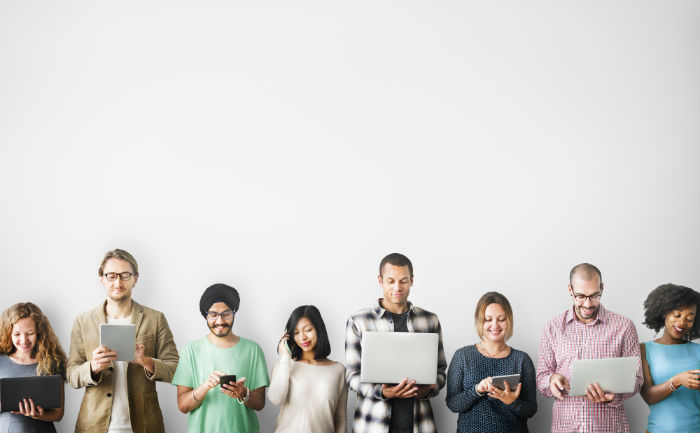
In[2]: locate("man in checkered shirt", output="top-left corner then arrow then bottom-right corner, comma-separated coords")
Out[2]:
536,263 -> 643,433
345,253 -> 447,433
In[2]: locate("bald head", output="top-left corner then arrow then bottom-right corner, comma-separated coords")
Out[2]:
569,263 -> 602,289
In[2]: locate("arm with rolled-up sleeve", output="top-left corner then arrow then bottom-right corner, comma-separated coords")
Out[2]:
345,317 -> 384,400
607,320 -> 643,408
445,349 -> 483,413
536,322 -> 557,398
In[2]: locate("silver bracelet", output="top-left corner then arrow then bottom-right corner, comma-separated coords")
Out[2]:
669,379 -> 678,392
475,385 -> 485,396
237,386 -> 250,405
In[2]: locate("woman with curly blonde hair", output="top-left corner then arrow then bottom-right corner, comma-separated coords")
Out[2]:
0,302 -> 67,433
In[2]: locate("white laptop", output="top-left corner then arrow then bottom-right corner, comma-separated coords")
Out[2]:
569,356 -> 638,396
360,332 -> 439,385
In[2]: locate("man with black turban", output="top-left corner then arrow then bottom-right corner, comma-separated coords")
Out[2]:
172,283 -> 269,433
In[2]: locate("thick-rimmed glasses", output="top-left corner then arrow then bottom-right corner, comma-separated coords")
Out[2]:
103,272 -> 135,281
572,292 -> 602,302
206,310 -> 235,321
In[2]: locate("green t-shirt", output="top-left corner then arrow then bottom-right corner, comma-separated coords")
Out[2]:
172,336 -> 270,433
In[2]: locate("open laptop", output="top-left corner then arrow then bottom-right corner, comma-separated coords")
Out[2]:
360,332 -> 439,385
100,323 -> 135,362
569,356 -> 639,396
0,375 -> 62,412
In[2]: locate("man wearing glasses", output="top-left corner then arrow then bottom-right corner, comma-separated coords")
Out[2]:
172,283 -> 269,433
66,248 -> 179,433
536,263 -> 643,433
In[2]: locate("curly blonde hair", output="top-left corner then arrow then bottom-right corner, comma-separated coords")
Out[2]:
0,302 -> 67,377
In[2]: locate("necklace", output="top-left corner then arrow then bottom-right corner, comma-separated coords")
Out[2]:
478,342 -> 509,358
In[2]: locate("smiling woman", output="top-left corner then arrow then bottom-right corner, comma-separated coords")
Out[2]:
0,302 -> 67,433
640,284 -> 700,433
268,305 -> 347,433
446,292 -> 537,433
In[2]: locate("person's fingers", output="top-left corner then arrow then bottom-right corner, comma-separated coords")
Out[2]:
503,381 -> 511,393
28,398 -> 36,415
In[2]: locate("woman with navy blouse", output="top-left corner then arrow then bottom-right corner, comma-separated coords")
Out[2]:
446,291 -> 537,433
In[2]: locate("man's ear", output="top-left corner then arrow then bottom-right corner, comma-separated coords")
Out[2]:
377,274 -> 383,285
567,285 -> 573,295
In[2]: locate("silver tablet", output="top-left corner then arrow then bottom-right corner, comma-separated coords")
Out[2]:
360,332 -> 439,385
569,356 -> 638,396
491,373 -> 521,391
99,323 -> 135,362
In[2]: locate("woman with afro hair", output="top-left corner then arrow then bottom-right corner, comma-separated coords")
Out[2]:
640,283 -> 700,433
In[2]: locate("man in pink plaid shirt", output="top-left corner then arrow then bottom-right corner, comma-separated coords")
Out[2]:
536,263 -> 643,433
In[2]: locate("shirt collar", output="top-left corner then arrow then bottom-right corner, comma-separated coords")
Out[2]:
374,298 -> 414,318
565,304 -> 607,325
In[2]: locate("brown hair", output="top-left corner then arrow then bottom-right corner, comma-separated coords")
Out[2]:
474,291 -> 514,341
0,302 -> 67,377
98,248 -> 139,276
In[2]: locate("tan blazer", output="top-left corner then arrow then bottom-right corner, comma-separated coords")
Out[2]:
67,300 -> 179,433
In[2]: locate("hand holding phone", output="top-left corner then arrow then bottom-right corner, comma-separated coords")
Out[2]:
219,375 -> 237,386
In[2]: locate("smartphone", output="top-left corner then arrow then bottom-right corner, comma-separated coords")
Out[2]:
219,375 -> 237,386
284,339 -> 293,355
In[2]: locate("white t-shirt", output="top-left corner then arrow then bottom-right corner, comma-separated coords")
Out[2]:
106,316 -> 133,433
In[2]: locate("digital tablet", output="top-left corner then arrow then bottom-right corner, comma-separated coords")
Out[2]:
0,375 -> 62,412
569,356 -> 638,396
100,323 -> 135,362
491,374 -> 521,391
360,332 -> 439,385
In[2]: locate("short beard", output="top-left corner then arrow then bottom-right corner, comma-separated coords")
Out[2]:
209,323 -> 232,338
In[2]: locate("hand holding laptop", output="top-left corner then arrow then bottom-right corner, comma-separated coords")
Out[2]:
584,382 -> 615,403
11,397 -> 45,418
381,379 -> 435,399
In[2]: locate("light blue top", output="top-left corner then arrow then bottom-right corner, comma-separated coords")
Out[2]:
644,341 -> 700,433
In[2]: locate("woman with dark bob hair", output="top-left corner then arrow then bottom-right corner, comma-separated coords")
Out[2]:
268,305 -> 347,433
640,284 -> 700,433
0,302 -> 67,433
446,292 -> 537,433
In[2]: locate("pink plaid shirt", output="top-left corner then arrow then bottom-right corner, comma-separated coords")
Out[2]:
536,305 -> 643,433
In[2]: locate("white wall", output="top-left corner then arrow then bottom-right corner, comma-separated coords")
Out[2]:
1,1 -> 698,432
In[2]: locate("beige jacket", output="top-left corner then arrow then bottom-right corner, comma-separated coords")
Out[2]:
67,300 -> 179,433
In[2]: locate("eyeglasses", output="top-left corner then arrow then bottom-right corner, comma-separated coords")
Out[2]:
103,272 -> 135,281
206,310 -> 235,320
572,292 -> 602,302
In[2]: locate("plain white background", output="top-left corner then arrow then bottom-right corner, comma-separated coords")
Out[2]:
1,1 -> 698,432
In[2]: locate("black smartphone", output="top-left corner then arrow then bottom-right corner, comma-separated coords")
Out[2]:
219,375 -> 237,386
284,327 -> 299,355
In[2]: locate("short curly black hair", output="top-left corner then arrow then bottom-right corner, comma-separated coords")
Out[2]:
642,283 -> 700,340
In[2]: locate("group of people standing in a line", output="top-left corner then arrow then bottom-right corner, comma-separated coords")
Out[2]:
0,249 -> 698,433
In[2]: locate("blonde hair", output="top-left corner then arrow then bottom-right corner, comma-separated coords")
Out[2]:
98,248 -> 139,276
0,302 -> 67,377
474,292 -> 514,341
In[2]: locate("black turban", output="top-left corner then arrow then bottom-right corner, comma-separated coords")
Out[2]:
199,283 -> 240,317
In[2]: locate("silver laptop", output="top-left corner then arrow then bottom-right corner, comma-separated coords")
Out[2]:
360,332 -> 439,385
569,356 -> 638,396
99,323 -> 135,362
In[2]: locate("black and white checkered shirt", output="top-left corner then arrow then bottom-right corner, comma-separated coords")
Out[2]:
345,299 -> 447,433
